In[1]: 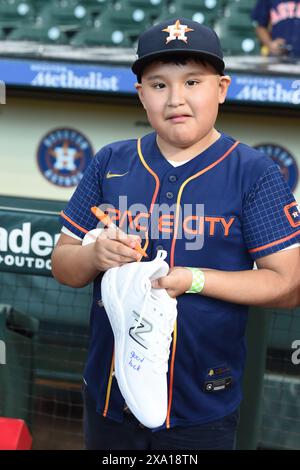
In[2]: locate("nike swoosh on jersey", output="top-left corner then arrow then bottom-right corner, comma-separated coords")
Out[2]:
106,170 -> 129,179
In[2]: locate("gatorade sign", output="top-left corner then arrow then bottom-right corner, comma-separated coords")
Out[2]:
0,207 -> 61,275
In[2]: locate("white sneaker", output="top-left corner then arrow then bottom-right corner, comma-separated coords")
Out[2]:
101,250 -> 177,428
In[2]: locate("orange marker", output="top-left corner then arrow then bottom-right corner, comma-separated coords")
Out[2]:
91,206 -> 148,258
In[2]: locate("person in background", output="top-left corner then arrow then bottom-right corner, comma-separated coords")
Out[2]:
251,0 -> 300,58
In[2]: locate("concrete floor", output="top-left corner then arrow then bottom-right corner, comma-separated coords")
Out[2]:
31,385 -> 85,450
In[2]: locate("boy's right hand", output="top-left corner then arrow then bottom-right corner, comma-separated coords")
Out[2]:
91,227 -> 143,271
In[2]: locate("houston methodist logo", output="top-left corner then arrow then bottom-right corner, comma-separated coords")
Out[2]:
254,143 -> 299,192
37,128 -> 93,188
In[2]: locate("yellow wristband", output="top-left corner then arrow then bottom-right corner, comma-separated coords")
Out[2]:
185,267 -> 205,294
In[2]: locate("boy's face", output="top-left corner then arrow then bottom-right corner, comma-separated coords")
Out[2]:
135,59 -> 231,151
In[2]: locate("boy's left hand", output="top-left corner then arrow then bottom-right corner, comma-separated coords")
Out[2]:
151,267 -> 193,298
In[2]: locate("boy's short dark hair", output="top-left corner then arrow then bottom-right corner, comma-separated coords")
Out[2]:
136,54 -> 219,83
132,18 -> 225,82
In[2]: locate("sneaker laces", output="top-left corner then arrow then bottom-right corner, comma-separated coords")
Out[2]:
132,280 -> 176,374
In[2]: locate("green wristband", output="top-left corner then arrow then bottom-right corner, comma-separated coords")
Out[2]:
185,267 -> 205,294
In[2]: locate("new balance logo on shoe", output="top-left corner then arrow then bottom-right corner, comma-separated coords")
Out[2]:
129,310 -> 153,349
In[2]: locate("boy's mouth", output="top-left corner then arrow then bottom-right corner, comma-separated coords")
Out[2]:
167,114 -> 191,123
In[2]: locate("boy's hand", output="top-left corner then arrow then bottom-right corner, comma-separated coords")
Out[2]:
151,267 -> 193,298
91,227 -> 143,271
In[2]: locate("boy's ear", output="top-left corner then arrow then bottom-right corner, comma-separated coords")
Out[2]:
218,75 -> 231,104
135,82 -> 146,109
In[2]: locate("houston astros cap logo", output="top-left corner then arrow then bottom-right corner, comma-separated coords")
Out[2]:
162,19 -> 194,44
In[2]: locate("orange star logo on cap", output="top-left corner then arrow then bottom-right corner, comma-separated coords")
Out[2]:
162,19 -> 194,44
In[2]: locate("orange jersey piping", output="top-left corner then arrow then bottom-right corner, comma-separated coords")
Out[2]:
249,229 -> 300,253
60,211 -> 88,235
103,349 -> 115,417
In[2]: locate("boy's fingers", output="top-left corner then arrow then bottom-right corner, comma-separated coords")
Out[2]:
101,228 -> 141,247
107,252 -> 138,265
95,231 -> 143,262
151,277 -> 169,289
108,240 -> 140,260
117,236 -> 145,256
152,281 -> 176,298
118,234 -> 142,248
166,289 -> 176,298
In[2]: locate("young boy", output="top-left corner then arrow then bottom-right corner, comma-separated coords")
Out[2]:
51,18 -> 300,450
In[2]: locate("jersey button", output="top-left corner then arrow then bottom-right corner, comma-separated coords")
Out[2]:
166,191 -> 173,199
168,175 -> 177,183
156,245 -> 164,251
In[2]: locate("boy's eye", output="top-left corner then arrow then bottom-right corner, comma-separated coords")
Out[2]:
186,80 -> 199,86
152,83 -> 165,89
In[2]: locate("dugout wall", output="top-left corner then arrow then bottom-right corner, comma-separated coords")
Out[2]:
1,96 -> 300,202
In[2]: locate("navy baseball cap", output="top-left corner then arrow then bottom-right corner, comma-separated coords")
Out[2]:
132,18 -> 225,79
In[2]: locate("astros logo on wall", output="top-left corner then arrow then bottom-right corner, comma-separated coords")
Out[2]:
254,143 -> 299,192
37,128 -> 93,188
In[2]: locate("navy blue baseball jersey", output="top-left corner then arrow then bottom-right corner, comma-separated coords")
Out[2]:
60,132 -> 300,429
252,0 -> 300,57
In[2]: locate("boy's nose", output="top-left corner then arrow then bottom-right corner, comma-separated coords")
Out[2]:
167,86 -> 185,107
